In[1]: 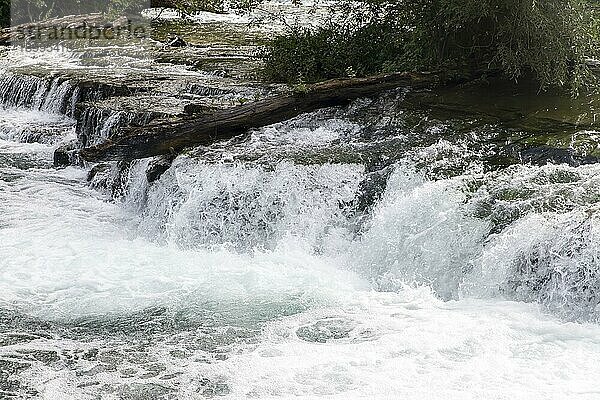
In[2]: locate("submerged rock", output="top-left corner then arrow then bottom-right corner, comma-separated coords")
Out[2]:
146,155 -> 175,183
116,383 -> 176,400
0,333 -> 39,347
0,359 -> 35,398
15,349 -> 60,364
506,212 -> 600,321
197,378 -> 230,397
519,145 -> 599,166
296,318 -> 356,343
165,36 -> 187,48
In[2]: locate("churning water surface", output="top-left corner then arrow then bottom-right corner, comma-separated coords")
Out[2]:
1,58 -> 600,399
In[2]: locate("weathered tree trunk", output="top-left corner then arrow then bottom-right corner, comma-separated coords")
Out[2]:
79,72 -> 439,162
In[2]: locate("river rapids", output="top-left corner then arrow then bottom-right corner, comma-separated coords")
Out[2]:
1,48 -> 600,400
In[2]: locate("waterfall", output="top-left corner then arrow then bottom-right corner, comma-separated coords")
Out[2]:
0,73 -> 80,116
102,140 -> 600,323
126,157 -> 364,252
349,165 -> 490,300
3,79 -> 600,399
0,72 -> 158,148
76,108 -> 157,147
0,73 -> 81,144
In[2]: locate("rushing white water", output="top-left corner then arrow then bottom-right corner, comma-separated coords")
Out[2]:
0,107 -> 75,144
4,138 -> 600,399
2,59 -> 600,399
5,143 -> 600,399
0,74 -> 80,116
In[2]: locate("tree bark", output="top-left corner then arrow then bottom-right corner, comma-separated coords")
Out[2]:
79,72 -> 439,162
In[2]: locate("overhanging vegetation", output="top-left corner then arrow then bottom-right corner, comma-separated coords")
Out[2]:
263,0 -> 600,92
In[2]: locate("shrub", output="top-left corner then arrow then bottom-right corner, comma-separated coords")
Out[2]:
0,0 -> 9,27
263,0 -> 600,91
263,21 -> 406,84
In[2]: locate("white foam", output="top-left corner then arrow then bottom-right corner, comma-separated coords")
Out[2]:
0,107 -> 75,144
2,112 -> 600,399
205,288 -> 600,399
134,158 -> 363,252
349,165 -> 489,299
0,164 -> 367,320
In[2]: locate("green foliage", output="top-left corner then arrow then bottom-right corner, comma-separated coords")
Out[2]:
399,0 -> 599,91
263,21 -> 406,84
105,0 -> 150,16
0,0 -> 9,27
264,0 -> 600,92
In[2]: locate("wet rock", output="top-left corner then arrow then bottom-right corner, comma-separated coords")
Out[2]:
160,372 -> 183,380
519,146 -> 599,167
54,140 -> 79,167
0,333 -> 39,347
296,318 -> 356,343
116,383 -> 176,400
139,363 -> 166,379
350,165 -> 394,219
87,163 -> 112,183
166,36 -> 187,48
168,349 -> 190,359
60,349 -> 81,366
139,371 -> 160,379
15,349 -> 59,364
82,348 -> 99,361
97,349 -> 124,365
0,359 -> 34,397
0,378 -> 28,397
198,378 -> 230,397
120,368 -> 138,378
76,363 -> 117,377
0,359 -> 31,375
53,146 -> 72,167
0,310 -> 55,336
146,155 -> 175,183
77,380 -> 101,388
85,161 -> 132,199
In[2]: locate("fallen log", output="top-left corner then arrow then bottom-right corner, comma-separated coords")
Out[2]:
79,72 -> 439,162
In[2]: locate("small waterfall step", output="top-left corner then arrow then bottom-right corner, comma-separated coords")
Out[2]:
0,71 -> 155,116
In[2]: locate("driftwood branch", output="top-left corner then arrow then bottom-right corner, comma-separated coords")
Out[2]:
79,72 -> 439,162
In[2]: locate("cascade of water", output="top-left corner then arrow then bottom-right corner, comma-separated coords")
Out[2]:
3,74 -> 600,398
39,79 -> 76,114
117,158 -> 599,328
0,108 -> 75,144
129,157 -> 364,252
348,164 -> 490,300
0,73 -> 79,116
108,137 -> 600,322
77,108 -> 156,147
461,163 -> 600,321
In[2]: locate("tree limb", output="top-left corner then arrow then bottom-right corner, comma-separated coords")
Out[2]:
78,71 -> 439,162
